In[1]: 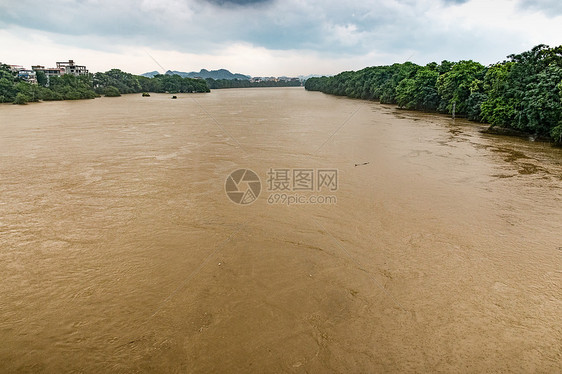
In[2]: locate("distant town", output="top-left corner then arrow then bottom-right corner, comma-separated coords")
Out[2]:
6,60 -> 89,84
250,76 -> 301,83
5,60 -> 304,85
0,59 -> 305,104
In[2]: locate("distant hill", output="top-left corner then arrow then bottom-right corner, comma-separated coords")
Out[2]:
299,74 -> 329,81
140,71 -> 160,78
141,69 -> 251,80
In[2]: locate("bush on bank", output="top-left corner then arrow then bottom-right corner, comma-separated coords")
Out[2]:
0,65 -> 211,105
305,45 -> 562,143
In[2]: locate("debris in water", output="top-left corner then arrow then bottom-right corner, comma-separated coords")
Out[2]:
354,162 -> 370,167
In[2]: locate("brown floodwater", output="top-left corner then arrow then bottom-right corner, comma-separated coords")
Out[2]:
0,87 -> 560,373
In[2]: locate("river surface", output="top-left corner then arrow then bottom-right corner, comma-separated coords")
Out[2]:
0,87 -> 561,373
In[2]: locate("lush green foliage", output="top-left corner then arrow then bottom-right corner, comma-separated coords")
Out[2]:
206,78 -> 301,89
1,64 -> 98,103
93,69 -> 209,94
1,65 -> 300,105
13,93 -> 29,105
480,45 -> 562,137
47,74 -> 99,100
94,69 -> 141,94
35,70 -> 48,87
103,86 -> 121,97
0,65 -> 31,103
396,67 -> 440,111
436,60 -> 486,114
0,65 -> 210,105
306,45 -> 562,142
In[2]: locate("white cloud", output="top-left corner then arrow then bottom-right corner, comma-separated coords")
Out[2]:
0,27 -> 390,76
519,0 -> 562,16
325,23 -> 365,47
0,0 -> 561,75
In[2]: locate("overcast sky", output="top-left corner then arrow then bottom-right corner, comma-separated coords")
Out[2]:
1,0 -> 561,76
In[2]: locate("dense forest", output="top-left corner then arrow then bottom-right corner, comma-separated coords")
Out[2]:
0,65 -> 301,104
0,66 -> 210,104
305,45 -> 562,143
205,78 -> 301,89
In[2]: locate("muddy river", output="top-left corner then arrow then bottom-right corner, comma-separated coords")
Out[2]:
0,87 -> 560,372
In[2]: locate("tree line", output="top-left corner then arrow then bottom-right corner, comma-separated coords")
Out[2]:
305,45 -> 562,143
205,78 -> 301,89
0,66 -> 210,104
0,65 -> 303,105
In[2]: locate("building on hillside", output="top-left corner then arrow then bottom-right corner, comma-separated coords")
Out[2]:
17,69 -> 37,84
278,77 -> 300,83
32,65 -> 65,78
56,60 -> 89,76
8,65 -> 24,73
251,76 -> 280,82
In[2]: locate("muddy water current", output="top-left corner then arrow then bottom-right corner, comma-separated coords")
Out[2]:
0,88 -> 561,372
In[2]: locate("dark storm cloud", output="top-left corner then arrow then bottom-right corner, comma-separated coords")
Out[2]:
519,0 -> 562,16
0,0 -> 560,69
206,0 -> 274,5
0,0 -> 398,54
442,0 -> 470,4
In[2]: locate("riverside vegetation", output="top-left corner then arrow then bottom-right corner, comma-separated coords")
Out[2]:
205,78 -> 301,89
0,66 -> 301,104
3,45 -> 561,143
0,67 -> 210,104
305,45 -> 562,143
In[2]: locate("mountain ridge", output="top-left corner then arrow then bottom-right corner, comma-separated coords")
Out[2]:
140,68 -> 251,80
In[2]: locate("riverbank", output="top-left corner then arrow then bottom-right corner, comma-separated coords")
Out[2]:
305,45 -> 562,145
0,64 -> 210,105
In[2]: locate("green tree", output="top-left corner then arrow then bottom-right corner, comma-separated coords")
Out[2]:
94,69 -> 142,94
0,64 -> 17,102
436,60 -> 486,115
13,92 -> 28,105
520,65 -> 562,135
480,63 -> 516,127
36,70 -> 48,87
396,67 -> 440,110
380,63 -> 419,104
104,86 -> 121,97
48,74 -> 97,100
